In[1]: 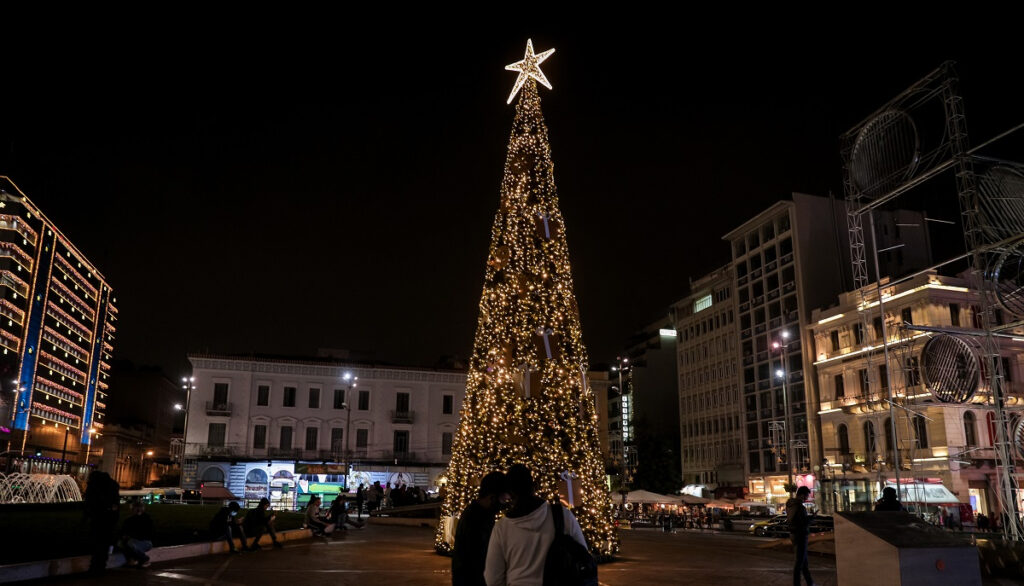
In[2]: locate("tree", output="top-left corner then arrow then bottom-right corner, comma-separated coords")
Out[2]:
436,42 -> 616,557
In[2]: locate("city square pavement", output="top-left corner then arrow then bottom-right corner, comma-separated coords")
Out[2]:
50,523 -> 837,586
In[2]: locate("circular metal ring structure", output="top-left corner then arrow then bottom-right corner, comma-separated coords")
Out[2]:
1014,416 -> 1024,460
989,240 -> 1024,321
849,110 -> 921,200
977,165 -> 1024,244
921,334 -> 981,404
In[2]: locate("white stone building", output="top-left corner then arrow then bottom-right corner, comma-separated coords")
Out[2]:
810,271 -> 1024,519
182,354 -> 465,510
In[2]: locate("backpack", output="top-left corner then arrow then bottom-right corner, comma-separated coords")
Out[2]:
543,503 -> 598,586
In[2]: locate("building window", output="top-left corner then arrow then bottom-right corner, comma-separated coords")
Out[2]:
283,387 -> 296,407
331,428 -> 344,453
834,373 -> 845,399
905,357 -> 921,386
356,428 -> 368,449
358,390 -> 370,411
872,316 -> 884,339
213,383 -> 229,407
253,425 -> 267,449
441,432 -> 453,455
879,365 -> 888,392
442,394 -> 454,415
257,385 -> 270,406
830,330 -> 840,352
964,411 -> 977,447
280,426 -> 293,451
913,415 -> 928,449
837,424 -> 850,455
309,388 -> 321,409
201,467 -> 225,484
864,421 -> 876,455
1002,357 -> 1014,382
901,307 -> 913,324
396,392 -> 410,416
334,389 -> 345,409
854,323 -> 864,346
305,426 -> 318,451
949,303 -> 960,327
858,369 -> 869,395
208,423 -> 226,447
694,294 -> 713,313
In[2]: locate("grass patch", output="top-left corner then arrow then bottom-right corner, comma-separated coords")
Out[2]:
0,503 -> 306,564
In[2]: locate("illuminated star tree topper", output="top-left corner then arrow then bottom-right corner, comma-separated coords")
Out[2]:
505,38 -> 555,104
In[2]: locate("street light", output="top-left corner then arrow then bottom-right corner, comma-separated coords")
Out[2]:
340,372 -> 358,494
179,376 -> 195,502
772,330 -> 794,493
84,427 -> 97,467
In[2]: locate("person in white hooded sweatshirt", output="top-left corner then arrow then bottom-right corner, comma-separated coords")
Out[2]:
484,464 -> 588,586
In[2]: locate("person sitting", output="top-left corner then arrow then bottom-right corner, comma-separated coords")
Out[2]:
244,498 -> 283,550
120,501 -> 154,568
328,495 -> 366,531
305,496 -> 331,536
209,501 -> 246,553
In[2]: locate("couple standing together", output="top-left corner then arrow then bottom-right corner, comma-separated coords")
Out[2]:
451,464 -> 592,586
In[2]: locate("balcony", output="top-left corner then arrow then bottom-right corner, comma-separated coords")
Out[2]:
268,447 -> 303,459
781,252 -> 794,265
205,401 -> 232,416
391,410 -> 415,424
184,443 -> 245,458
382,450 -> 420,462
738,275 -> 748,286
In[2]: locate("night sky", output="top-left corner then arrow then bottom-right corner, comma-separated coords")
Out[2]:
0,19 -> 1020,378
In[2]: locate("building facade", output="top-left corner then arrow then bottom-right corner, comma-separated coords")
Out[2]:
810,271 -> 1024,518
0,177 -> 116,471
723,193 -> 930,504
183,354 -> 465,509
673,264 -> 743,497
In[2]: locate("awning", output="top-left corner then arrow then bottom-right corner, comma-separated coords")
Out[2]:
705,499 -> 736,509
680,494 -> 711,505
199,486 -> 239,500
624,490 -> 680,504
885,482 -> 959,505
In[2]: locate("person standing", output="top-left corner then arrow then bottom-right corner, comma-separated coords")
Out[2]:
356,484 -> 366,517
84,471 -> 120,575
786,486 -> 814,586
120,501 -> 154,567
452,472 -> 507,586
244,498 -> 283,550
483,464 -> 588,586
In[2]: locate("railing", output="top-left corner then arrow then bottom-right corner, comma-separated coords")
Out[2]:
183,443 -> 246,458
391,410 -> 415,424
381,450 -> 419,462
205,401 -> 232,416
267,447 -> 302,459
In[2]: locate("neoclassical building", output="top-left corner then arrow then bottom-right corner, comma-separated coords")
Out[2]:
810,271 -> 1024,518
183,354 -> 465,510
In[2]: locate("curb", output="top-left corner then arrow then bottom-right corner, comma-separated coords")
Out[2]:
0,528 -> 313,583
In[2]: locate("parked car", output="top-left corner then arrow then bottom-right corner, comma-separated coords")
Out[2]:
750,514 -> 787,536
762,514 -> 835,538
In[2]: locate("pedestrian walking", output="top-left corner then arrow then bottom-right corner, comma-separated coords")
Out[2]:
120,501 -> 154,567
84,470 -> 120,576
483,464 -> 590,586
356,484 -> 366,517
786,486 -> 814,586
452,471 -> 507,586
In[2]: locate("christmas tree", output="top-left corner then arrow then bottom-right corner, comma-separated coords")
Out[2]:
436,40 -> 617,557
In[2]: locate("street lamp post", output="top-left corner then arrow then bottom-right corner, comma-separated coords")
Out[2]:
141,449 -> 154,488
340,372 -> 358,492
773,331 -> 794,493
84,428 -> 97,467
179,376 -> 195,503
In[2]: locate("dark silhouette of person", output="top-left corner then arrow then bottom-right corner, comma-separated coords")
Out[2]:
209,501 -> 246,553
244,498 -> 283,550
120,500 -> 154,567
786,486 -> 814,586
874,486 -> 904,512
84,471 -> 120,575
452,471 -> 508,586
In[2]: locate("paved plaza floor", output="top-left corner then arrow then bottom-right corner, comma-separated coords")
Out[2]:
51,524 -> 837,585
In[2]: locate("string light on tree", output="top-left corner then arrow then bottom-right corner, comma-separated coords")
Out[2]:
436,40 -> 617,557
